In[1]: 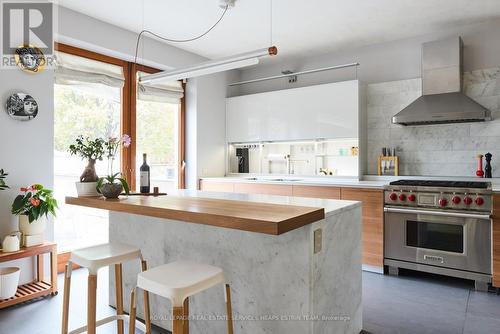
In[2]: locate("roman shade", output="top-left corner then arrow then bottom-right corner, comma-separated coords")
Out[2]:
137,71 -> 184,104
55,51 -> 125,88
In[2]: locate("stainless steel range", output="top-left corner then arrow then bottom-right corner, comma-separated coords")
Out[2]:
384,180 -> 492,290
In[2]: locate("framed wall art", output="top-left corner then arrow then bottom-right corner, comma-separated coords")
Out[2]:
14,45 -> 46,73
5,92 -> 39,121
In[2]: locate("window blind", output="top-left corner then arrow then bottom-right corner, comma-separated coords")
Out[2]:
137,71 -> 184,104
55,51 -> 125,88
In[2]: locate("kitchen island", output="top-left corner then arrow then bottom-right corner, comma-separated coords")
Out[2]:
66,190 -> 362,334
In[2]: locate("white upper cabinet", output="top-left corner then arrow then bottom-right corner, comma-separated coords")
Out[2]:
226,80 -> 360,143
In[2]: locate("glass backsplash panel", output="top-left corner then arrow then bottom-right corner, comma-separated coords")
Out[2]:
228,138 -> 359,176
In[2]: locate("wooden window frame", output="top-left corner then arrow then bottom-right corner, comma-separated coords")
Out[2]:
54,43 -> 186,270
129,64 -> 186,190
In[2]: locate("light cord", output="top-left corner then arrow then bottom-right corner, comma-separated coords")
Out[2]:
134,5 -> 229,64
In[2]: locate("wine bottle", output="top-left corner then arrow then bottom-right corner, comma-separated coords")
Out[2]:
140,153 -> 150,193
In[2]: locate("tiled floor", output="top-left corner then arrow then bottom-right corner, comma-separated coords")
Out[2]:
0,268 -> 499,334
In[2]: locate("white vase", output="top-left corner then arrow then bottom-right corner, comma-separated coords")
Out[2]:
75,181 -> 99,197
18,215 -> 47,236
0,267 -> 20,299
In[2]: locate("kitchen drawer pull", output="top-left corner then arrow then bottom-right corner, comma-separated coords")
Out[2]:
384,207 -> 491,220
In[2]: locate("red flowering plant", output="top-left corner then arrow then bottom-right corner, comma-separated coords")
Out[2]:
11,184 -> 58,223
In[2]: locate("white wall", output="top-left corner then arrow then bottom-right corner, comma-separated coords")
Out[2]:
0,69 -> 54,283
185,72 -> 234,189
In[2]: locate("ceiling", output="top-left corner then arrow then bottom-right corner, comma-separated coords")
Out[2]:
59,0 -> 500,60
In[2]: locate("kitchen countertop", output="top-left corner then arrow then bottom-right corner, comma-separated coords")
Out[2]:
201,176 -> 500,192
66,189 -> 360,235
200,176 -> 387,189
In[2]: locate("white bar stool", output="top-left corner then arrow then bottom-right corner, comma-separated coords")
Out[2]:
129,261 -> 234,334
61,242 -> 152,334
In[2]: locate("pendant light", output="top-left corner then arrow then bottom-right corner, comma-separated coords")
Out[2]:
139,0 -> 277,84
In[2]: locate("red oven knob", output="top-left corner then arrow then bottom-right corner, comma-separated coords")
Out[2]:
389,193 -> 397,201
399,193 -> 406,201
439,198 -> 448,207
408,194 -> 416,202
464,196 -> 473,205
475,197 -> 484,206
452,196 -> 461,205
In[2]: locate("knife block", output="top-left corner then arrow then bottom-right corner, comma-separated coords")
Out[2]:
378,156 -> 399,176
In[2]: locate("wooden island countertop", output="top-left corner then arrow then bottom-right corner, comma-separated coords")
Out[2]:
65,193 -> 326,235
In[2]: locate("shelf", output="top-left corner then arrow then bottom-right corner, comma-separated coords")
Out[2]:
315,154 -> 358,157
0,281 -> 55,309
0,242 -> 58,309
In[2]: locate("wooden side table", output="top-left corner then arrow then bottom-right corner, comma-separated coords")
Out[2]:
0,242 -> 58,309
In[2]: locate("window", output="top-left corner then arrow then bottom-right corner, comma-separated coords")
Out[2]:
54,49 -> 125,252
134,69 -> 184,192
53,44 -> 186,260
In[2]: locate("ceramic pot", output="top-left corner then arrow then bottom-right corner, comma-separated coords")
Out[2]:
19,215 -> 46,236
100,183 -> 123,199
0,267 -> 20,299
2,233 -> 20,252
75,181 -> 99,197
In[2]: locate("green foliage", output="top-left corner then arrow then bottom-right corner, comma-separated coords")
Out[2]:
0,169 -> 8,191
136,100 -> 176,165
11,184 -> 58,223
97,173 -> 130,195
54,85 -> 120,152
69,135 -> 106,161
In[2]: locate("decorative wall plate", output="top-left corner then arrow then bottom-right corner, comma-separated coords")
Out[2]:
14,45 -> 46,73
5,93 -> 38,121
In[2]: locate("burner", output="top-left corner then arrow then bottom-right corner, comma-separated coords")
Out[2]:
389,180 -> 490,189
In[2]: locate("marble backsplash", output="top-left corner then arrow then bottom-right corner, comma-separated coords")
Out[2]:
366,67 -> 500,177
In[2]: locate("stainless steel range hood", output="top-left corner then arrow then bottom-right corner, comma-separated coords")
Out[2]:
392,36 -> 491,126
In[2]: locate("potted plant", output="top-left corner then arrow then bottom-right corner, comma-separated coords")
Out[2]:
69,136 -> 106,197
11,184 -> 58,239
0,169 -> 8,190
97,135 -> 131,199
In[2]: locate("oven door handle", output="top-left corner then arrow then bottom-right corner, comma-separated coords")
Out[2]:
384,207 -> 491,220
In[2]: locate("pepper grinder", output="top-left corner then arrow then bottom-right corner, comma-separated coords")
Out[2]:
476,154 -> 484,178
485,152 -> 492,178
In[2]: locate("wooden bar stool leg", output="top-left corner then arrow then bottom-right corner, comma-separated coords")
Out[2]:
61,263 -> 72,334
115,264 -> 124,334
87,274 -> 98,334
141,260 -> 152,334
172,305 -> 185,334
128,288 -> 137,334
183,297 -> 189,334
225,284 -> 234,334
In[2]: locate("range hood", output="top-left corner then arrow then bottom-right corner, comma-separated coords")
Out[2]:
392,36 -> 491,126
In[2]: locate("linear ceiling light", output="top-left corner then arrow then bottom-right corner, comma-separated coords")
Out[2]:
139,46 -> 277,84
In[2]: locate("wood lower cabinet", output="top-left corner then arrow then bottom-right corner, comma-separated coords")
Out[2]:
292,185 -> 341,199
493,194 -> 500,288
233,183 -> 293,196
199,179 -> 384,271
199,180 -> 234,193
340,187 -> 384,270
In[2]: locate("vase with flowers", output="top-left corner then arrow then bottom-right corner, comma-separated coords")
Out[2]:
11,184 -> 58,238
97,134 -> 131,199
69,136 -> 106,197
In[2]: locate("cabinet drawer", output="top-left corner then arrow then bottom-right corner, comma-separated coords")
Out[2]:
199,180 -> 234,193
234,183 -> 293,196
341,187 -> 384,269
292,185 -> 341,199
